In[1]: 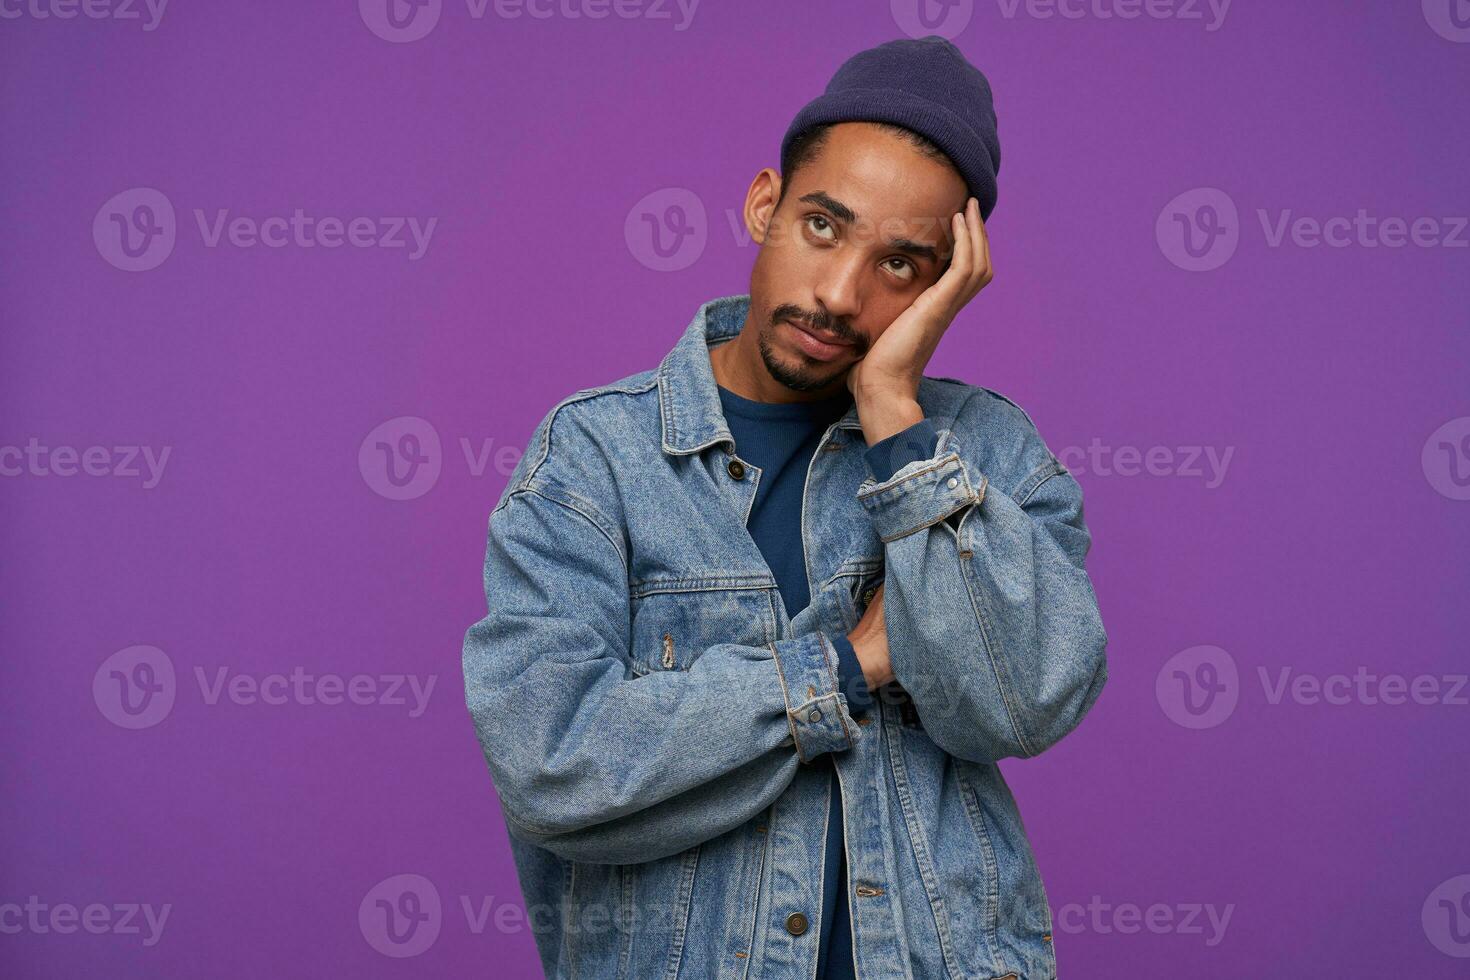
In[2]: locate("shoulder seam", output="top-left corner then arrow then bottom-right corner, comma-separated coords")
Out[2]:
1016,461 -> 1071,506
501,483 -> 629,568
518,375 -> 659,487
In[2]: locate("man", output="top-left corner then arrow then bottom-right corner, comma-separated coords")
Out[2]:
463,36 -> 1108,980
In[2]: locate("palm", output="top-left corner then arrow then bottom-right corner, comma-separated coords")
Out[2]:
848,197 -> 994,399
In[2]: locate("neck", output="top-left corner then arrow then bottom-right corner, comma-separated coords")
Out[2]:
710,314 -> 851,405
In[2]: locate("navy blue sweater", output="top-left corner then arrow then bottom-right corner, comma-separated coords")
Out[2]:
715,384 -> 938,979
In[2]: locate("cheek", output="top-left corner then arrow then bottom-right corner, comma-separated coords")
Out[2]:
751,242 -> 794,283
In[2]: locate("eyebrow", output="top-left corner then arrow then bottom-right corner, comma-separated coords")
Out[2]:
797,190 -> 943,264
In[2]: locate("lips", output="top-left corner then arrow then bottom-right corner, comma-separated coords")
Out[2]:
787,318 -> 858,359
786,319 -> 851,348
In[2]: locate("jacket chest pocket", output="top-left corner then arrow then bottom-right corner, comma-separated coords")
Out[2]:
627,581 -> 779,676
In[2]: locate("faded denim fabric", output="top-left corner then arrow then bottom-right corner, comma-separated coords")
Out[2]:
462,294 -> 1109,980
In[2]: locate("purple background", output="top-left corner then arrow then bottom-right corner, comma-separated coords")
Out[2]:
3,1 -> 1468,976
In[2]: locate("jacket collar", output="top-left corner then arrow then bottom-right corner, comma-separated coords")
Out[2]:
657,294 -> 864,456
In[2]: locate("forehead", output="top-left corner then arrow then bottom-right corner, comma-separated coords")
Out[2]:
791,122 -> 969,237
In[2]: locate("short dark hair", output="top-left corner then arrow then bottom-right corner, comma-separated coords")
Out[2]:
777,121 -> 954,209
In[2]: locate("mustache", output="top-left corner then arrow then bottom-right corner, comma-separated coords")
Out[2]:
770,305 -> 862,348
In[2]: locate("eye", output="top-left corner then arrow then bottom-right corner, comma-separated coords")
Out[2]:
804,214 -> 836,241
883,257 -> 917,283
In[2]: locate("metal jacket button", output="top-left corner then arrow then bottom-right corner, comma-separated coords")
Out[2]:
784,912 -> 808,936
727,459 -> 745,480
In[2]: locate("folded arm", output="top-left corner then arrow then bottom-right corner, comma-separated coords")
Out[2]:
463,481 -> 866,865
856,402 -> 1109,763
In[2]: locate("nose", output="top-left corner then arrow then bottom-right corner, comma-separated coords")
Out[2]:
812,248 -> 864,329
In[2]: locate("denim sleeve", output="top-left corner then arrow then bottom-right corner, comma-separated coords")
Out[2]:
854,413 -> 1108,764
863,417 -> 940,484
462,485 -> 865,866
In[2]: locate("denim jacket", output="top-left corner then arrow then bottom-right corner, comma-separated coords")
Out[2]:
462,294 -> 1109,980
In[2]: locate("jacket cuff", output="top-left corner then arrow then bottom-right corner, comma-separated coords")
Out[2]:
857,449 -> 988,543
769,631 -> 859,763
863,417 -> 940,483
828,632 -> 872,717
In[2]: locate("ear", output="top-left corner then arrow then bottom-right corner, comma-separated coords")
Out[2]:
743,168 -> 783,247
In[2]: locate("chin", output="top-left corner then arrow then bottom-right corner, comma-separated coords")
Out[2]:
756,321 -> 845,392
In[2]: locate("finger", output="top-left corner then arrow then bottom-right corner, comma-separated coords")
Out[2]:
955,202 -> 982,309
958,198 -> 983,301
966,198 -> 985,296
972,198 -> 993,293
940,208 -> 971,308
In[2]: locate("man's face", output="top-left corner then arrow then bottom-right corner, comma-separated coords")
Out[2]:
744,121 -> 970,392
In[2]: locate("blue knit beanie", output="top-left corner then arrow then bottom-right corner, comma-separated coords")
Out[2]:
781,35 -> 1001,221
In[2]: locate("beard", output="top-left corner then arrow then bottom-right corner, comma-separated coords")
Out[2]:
755,320 -> 849,393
